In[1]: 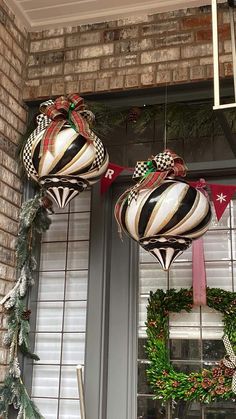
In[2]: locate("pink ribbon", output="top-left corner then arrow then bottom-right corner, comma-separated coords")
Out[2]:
192,237 -> 207,306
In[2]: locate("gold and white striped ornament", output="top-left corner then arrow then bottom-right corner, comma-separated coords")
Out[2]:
23,112 -> 108,208
115,179 -> 212,270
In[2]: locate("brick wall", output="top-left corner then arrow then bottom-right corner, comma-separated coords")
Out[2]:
0,0 -> 29,380
24,4 -> 233,101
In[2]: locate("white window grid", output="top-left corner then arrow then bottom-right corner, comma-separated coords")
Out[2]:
138,200 -> 236,418
31,191 -> 91,419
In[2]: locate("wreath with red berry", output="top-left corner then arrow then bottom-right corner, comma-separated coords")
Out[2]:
146,288 -> 236,403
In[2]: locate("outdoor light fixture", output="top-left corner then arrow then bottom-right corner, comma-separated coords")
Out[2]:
228,0 -> 236,8
212,0 -> 236,109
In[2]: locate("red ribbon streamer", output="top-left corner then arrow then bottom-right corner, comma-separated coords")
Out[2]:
192,238 -> 207,306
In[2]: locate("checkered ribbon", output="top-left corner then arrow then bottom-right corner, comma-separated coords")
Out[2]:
128,149 -> 187,204
39,93 -> 93,156
223,334 -> 236,393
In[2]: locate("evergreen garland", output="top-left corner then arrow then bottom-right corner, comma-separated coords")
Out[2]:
146,288 -> 236,403
18,100 -> 236,166
0,193 -> 51,418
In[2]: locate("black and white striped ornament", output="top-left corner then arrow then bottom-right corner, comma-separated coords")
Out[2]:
115,179 -> 212,270
23,112 -> 108,208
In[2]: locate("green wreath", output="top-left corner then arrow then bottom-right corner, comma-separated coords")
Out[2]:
146,288 -> 236,403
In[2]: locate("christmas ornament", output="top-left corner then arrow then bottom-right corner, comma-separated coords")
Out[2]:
115,150 -> 212,270
127,107 -> 141,123
23,94 -> 109,208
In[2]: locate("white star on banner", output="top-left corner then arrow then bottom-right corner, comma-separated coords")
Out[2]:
216,193 -> 227,204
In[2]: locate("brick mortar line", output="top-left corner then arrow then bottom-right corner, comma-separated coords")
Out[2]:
0,223 -> 18,238
0,76 -> 28,118
0,41 -> 27,77
0,260 -> 16,268
0,212 -> 19,228
0,178 -> 22,198
0,108 -> 21,136
0,240 -> 17,253
27,46 -> 219,76
0,101 -> 26,135
0,161 -> 22,181
0,68 -> 25,100
0,2 -> 28,40
0,18 -> 29,56
0,90 -> 27,118
0,208 -> 20,223
0,276 -> 16,283
0,32 -> 28,67
0,129 -> 20,150
0,47 -> 26,81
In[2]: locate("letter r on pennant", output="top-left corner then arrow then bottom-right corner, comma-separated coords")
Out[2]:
105,169 -> 115,179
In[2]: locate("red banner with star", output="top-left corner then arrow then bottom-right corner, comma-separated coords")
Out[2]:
209,184 -> 236,221
100,163 -> 236,222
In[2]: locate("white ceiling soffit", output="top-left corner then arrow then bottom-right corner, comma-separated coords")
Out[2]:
7,0 -> 215,31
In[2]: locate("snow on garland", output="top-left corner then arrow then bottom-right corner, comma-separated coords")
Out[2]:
0,193 -> 52,418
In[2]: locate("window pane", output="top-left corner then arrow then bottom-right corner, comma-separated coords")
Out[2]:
69,190 -> 91,212
65,271 -> 88,300
67,241 -> 89,270
62,333 -> 86,365
37,272 -> 65,301
59,399 -> 81,418
64,301 -> 87,332
170,339 -> 201,360
137,198 -> 236,417
32,398 -> 58,419
169,263 -> 192,289
171,401 -> 201,419
139,264 -> 167,293
36,302 -> 63,331
32,365 -> 60,397
202,340 -> 225,361
34,333 -> 62,364
40,242 -> 67,271
32,192 -> 91,418
42,214 -> 68,242
205,261 -> 233,290
68,212 -> 90,241
205,401 -> 236,418
204,230 -> 231,261
60,366 -> 80,398
137,397 -> 167,419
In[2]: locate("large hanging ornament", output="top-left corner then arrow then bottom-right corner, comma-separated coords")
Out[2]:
115,150 -> 212,270
23,94 -> 109,208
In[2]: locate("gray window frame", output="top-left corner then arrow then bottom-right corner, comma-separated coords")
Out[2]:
20,83 -> 236,419
85,165 -> 236,419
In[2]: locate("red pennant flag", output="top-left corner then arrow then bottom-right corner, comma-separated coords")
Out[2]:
209,184 -> 236,221
100,163 -> 124,194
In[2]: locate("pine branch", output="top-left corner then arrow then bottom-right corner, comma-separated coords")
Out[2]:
0,192 -> 51,418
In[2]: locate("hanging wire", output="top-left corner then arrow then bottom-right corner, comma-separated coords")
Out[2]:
163,32 -> 169,150
163,82 -> 168,149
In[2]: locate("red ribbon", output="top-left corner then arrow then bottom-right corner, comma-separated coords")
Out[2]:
132,149 -> 187,197
192,238 -> 207,306
39,93 -> 91,156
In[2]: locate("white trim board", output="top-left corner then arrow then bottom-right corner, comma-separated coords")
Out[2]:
6,0 -> 221,31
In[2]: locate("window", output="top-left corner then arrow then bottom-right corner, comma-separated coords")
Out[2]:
138,200 -> 236,418
30,191 -> 91,419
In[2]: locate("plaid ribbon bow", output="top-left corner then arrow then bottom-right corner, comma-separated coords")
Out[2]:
39,93 -> 92,157
223,335 -> 236,394
128,149 -> 187,204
